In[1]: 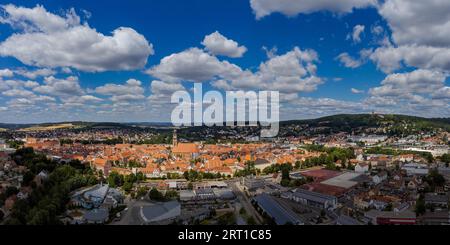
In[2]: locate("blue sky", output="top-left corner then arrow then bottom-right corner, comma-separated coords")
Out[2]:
0,0 -> 449,123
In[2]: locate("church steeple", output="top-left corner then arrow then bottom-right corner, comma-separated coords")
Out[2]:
173,129 -> 178,147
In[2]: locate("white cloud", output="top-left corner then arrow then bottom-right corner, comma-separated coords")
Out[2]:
0,69 -> 13,77
371,25 -> 384,35
432,87 -> 450,100
349,25 -> 365,43
351,88 -> 364,94
211,79 -> 234,90
95,79 -> 144,96
281,96 -> 368,119
150,80 -> 185,94
148,80 -> 186,105
33,76 -> 84,96
61,95 -> 103,107
250,0 -> 377,19
95,79 -> 145,103
379,0 -> 450,48
2,88 -> 35,98
202,31 -> 247,58
0,4 -> 154,72
370,0 -> 450,73
366,69 -> 449,116
336,49 -> 372,69
371,45 -> 450,74
146,48 -> 243,82
209,47 -> 323,93
370,69 -> 446,97
14,68 -> 55,79
336,53 -> 362,68
7,98 -> 34,108
23,81 -> 39,88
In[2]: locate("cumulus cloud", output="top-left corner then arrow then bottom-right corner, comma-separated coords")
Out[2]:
95,79 -> 144,95
150,80 -> 185,94
61,95 -> 103,107
147,46 -> 322,95
23,81 -> 39,88
146,48 -> 243,82
250,0 -> 377,19
14,68 -> 55,79
0,68 -> 13,77
0,4 -> 154,72
351,88 -> 364,94
371,25 -> 384,35
370,45 -> 450,74
95,79 -> 145,103
432,87 -> 450,100
370,0 -> 450,73
336,53 -> 362,68
2,88 -> 35,98
33,76 -> 84,96
370,69 -> 446,97
336,49 -> 372,69
349,25 -> 365,43
366,69 -> 449,116
379,0 -> 450,47
281,96 -> 369,119
202,31 -> 247,58
148,80 -> 186,105
1,85 -> 56,109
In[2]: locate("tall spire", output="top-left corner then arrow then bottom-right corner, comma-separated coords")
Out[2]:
173,129 -> 178,147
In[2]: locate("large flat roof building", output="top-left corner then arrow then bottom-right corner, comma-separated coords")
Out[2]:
253,193 -> 304,225
291,188 -> 338,210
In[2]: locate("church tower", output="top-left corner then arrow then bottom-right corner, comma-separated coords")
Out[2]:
173,129 -> 178,147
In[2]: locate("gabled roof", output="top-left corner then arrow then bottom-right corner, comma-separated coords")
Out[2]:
172,143 -> 199,154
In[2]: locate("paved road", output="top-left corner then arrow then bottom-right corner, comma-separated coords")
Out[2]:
229,181 -> 264,225
111,198 -> 148,225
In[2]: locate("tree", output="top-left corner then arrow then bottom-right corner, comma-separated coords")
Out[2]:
165,190 -> 179,200
217,212 -> 236,225
415,199 -> 426,216
149,188 -> 164,201
246,216 -> 256,225
107,172 -> 124,188
426,169 -> 446,188
441,154 -> 450,164
280,179 -> 290,187
22,171 -> 36,186
122,182 -> 133,193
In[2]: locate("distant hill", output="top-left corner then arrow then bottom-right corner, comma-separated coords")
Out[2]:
281,114 -> 450,135
0,121 -> 171,131
0,114 -> 448,135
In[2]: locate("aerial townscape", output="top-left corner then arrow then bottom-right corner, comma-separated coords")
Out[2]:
0,114 -> 449,225
0,0 -> 450,228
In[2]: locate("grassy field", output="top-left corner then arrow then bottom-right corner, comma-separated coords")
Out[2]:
18,123 -> 77,132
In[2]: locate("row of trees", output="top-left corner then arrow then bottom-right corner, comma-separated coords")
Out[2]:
365,146 -> 434,163
6,149 -> 98,225
149,188 -> 179,201
441,154 -> 450,164
107,171 -> 145,193
234,161 -> 259,177
183,170 -> 230,181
